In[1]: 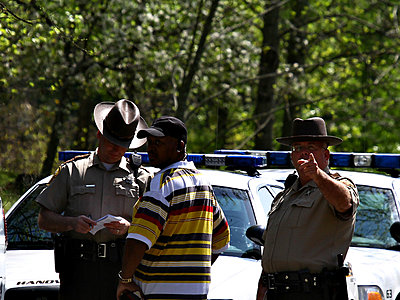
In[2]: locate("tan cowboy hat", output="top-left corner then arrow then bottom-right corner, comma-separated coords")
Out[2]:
94,99 -> 148,149
276,117 -> 342,146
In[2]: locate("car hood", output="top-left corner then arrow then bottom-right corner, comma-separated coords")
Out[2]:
346,246 -> 400,288
5,250 -> 59,290
208,255 -> 261,300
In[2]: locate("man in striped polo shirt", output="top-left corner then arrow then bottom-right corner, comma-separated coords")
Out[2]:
116,116 -> 230,300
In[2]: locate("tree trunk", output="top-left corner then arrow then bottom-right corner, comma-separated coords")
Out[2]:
216,101 -> 228,149
73,97 -> 93,150
176,0 -> 220,121
280,1 -> 308,150
254,1 -> 280,150
40,100 -> 64,178
40,39 -> 73,177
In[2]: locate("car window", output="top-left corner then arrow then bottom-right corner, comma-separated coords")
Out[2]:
352,185 -> 400,248
258,185 -> 282,215
6,184 -> 53,250
213,185 -> 260,258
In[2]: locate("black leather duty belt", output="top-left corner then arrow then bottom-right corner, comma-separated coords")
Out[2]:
261,271 -> 323,293
63,238 -> 125,262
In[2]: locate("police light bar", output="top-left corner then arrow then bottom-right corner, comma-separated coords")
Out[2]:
214,149 -> 291,167
58,150 -> 400,169
215,149 -> 400,169
58,151 -> 267,168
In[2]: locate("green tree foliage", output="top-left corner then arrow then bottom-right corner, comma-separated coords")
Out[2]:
273,0 -> 400,152
1,0 -> 400,181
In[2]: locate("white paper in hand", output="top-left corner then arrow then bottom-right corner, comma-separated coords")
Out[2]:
89,214 -> 123,235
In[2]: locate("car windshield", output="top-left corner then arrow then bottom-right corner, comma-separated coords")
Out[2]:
352,184 -> 400,249
212,185 -> 260,258
6,184 -> 53,250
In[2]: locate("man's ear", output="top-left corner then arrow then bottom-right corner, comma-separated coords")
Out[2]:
325,148 -> 330,160
177,140 -> 185,152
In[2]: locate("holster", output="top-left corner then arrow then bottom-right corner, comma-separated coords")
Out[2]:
321,267 -> 349,300
54,234 -> 66,273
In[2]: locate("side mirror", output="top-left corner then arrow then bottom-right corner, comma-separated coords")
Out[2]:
390,221 -> 400,243
245,225 -> 266,246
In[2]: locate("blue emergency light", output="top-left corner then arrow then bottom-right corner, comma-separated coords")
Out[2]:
214,149 -> 291,167
58,150 -> 267,168
214,149 -> 400,169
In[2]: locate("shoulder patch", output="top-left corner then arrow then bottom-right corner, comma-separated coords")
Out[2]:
48,165 -> 62,185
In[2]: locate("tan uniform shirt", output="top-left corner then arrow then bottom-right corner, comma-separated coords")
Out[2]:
262,171 -> 359,274
36,151 -> 152,243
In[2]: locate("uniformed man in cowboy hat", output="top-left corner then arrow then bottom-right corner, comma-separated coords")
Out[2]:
257,117 -> 359,300
37,99 -> 152,300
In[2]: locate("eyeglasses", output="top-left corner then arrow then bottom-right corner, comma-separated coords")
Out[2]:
291,145 -> 327,153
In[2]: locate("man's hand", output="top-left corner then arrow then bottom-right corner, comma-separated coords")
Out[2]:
297,153 -> 321,181
116,282 -> 144,300
38,207 -> 96,233
297,153 -> 354,213
104,218 -> 131,235
72,215 -> 97,234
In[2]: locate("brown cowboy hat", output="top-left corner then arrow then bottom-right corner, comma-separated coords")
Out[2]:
94,99 -> 148,149
276,117 -> 342,146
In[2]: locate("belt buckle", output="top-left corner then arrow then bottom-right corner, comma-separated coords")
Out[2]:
98,243 -> 106,258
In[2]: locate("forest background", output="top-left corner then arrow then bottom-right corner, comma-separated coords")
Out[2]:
2,0 -> 400,209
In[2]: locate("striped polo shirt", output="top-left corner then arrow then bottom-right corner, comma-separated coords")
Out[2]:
127,160 -> 230,299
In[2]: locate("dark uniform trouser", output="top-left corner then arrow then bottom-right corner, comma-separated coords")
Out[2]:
265,290 -> 347,300
266,290 -> 327,300
54,238 -> 125,300
59,259 -> 120,300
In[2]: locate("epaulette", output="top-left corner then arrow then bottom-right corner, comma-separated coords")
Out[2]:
48,153 -> 91,185
330,171 -> 356,188
330,172 -> 342,179
62,153 -> 91,165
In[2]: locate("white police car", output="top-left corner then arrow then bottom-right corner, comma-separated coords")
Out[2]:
3,150 -> 285,300
9,149 -> 398,300
217,149 -> 400,300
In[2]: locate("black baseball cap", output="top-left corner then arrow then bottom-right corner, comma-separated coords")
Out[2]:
137,116 -> 187,143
